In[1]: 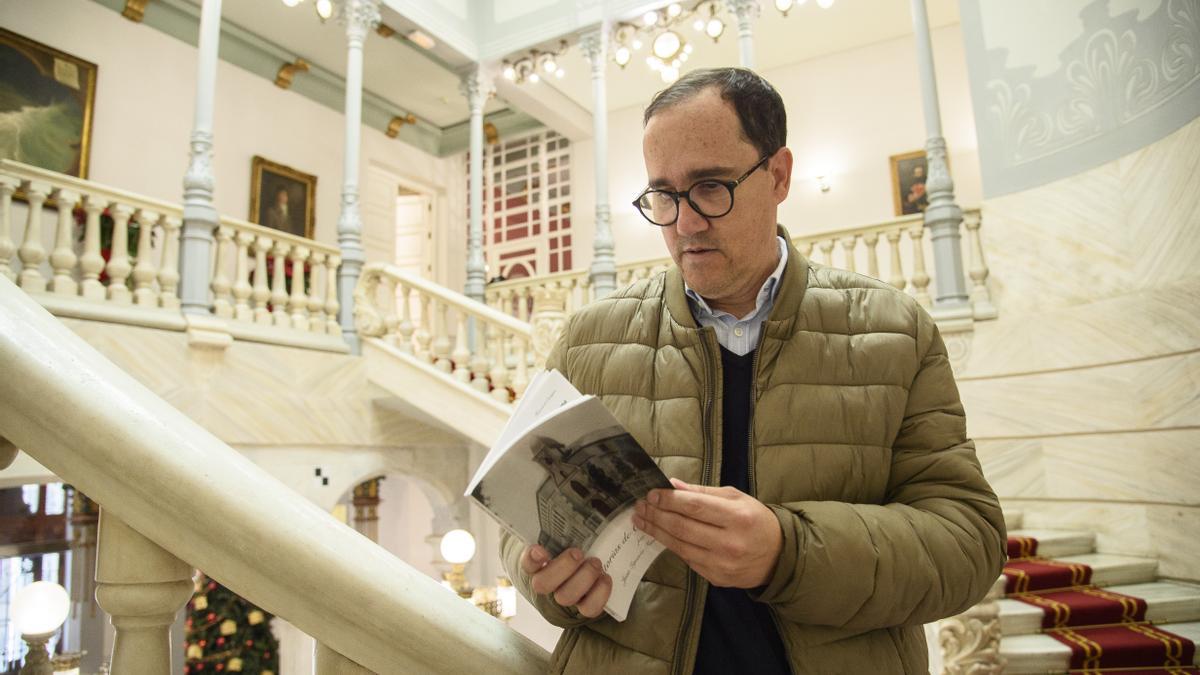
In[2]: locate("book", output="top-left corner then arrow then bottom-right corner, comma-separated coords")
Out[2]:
465,369 -> 671,622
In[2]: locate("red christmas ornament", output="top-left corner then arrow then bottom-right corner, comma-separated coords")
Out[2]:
217,637 -> 225,646
207,613 -> 216,621
264,652 -> 271,659
197,665 -> 205,672
199,640 -> 207,648
208,581 -> 217,591
245,640 -> 254,647
216,665 -> 224,672
184,667 -> 190,674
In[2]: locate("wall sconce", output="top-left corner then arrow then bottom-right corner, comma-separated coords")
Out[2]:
439,529 -> 517,620
275,58 -> 310,90
386,114 -> 418,138
14,581 -> 71,675
815,175 -> 831,192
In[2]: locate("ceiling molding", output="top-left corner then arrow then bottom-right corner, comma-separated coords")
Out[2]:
381,0 -> 480,62
438,108 -> 545,155
89,0 -> 519,157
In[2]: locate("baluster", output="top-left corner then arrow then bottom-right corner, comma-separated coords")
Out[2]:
17,181 -> 50,291
252,235 -> 273,324
396,282 -> 415,354
964,212 -> 998,320
908,226 -> 932,308
210,225 -> 235,317
94,510 -> 193,675
270,241 -> 290,327
414,293 -> 433,362
131,210 -> 160,307
307,252 -> 327,332
564,278 -> 578,315
516,289 -> 530,324
511,335 -> 530,398
105,204 -> 134,303
232,231 -> 255,321
452,311 -> 472,382
381,275 -> 399,344
470,319 -> 492,393
798,240 -> 813,262
78,195 -> 107,299
323,254 -> 341,335
839,236 -> 858,273
489,326 -> 511,402
288,245 -> 311,330
432,300 -> 453,372
885,230 -> 907,291
815,239 -> 834,268
157,216 -> 182,309
49,189 -> 80,295
863,232 -> 880,281
0,176 -> 16,280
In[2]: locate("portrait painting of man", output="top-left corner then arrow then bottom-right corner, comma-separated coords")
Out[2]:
0,27 -> 97,178
249,155 -> 316,239
889,149 -> 933,216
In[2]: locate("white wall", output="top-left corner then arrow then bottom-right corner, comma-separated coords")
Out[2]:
568,23 -> 982,268
2,0 -> 462,280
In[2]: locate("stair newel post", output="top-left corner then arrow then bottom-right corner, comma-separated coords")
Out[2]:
0,176 -> 16,281
252,235 -> 273,324
886,229 -> 907,291
452,310 -> 472,383
270,241 -> 291,327
908,225 -> 932,308
232,231 -> 255,321
396,282 -> 415,354
288,245 -> 311,330
307,251 -> 327,332
49,188 -> 80,295
94,510 -> 194,675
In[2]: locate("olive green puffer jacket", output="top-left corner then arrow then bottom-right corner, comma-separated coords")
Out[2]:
501,230 -> 1006,674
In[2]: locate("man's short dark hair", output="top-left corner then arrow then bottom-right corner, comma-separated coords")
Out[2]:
643,67 -> 787,159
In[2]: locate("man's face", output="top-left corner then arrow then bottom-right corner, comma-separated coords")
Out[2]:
642,88 -> 792,307
275,190 -> 289,208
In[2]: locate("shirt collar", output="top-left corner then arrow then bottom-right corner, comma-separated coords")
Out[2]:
685,235 -> 789,321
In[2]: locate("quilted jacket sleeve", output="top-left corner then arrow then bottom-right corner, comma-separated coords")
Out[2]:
752,308 -> 1007,630
497,327 -> 606,629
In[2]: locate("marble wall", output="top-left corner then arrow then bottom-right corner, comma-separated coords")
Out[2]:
959,116 -> 1200,581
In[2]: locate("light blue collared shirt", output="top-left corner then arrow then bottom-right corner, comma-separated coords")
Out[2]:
685,236 -> 788,356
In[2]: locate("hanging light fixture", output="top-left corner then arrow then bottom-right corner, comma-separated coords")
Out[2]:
315,0 -> 333,20
281,0 -> 302,7
501,40 -> 569,85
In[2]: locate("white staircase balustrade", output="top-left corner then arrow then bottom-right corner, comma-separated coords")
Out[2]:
486,208 -> 996,324
0,160 -> 344,351
0,273 -> 549,674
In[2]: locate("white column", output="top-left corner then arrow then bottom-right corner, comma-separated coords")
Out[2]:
910,0 -> 970,318
460,66 -> 492,305
179,0 -> 222,315
581,27 -> 616,298
336,0 -> 381,354
727,0 -> 760,68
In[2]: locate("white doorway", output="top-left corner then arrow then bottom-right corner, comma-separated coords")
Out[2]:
395,187 -> 433,279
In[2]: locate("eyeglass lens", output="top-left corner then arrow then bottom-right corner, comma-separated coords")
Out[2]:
638,181 -> 733,225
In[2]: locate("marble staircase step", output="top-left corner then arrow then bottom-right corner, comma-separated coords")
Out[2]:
1000,620 -> 1200,673
1005,510 -> 1024,531
999,581 -> 1200,636
1010,529 -> 1096,558
1048,553 -> 1161,588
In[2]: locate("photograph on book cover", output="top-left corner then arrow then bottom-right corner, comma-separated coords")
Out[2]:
470,411 -> 669,557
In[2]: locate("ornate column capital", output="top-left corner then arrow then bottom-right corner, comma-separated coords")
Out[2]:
458,66 -> 495,113
338,0 -> 381,45
726,0 -> 762,21
579,27 -> 608,69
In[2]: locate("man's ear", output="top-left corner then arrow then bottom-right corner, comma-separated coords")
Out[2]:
771,148 -> 793,203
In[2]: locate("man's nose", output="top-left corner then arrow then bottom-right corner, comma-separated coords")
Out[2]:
674,199 -> 710,237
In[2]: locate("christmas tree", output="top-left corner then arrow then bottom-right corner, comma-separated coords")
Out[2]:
184,574 -> 279,675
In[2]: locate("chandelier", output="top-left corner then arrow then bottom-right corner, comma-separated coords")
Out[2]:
501,40 -> 570,85
280,0 -> 335,21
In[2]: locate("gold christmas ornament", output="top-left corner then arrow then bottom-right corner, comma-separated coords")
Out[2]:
193,595 -> 208,610
227,657 -> 243,672
186,644 -> 203,659
219,619 -> 237,636
247,610 -> 264,625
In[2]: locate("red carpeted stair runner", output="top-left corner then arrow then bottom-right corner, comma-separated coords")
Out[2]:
1005,558 -> 1094,593
1050,624 -> 1196,670
1009,534 -> 1039,558
1015,586 -> 1148,629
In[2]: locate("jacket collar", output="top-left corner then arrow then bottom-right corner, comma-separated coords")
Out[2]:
665,224 -> 810,330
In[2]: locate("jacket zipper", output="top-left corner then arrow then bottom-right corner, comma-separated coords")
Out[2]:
746,330 -> 797,673
671,328 -> 718,675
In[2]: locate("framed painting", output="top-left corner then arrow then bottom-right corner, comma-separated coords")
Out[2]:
889,150 -> 929,216
249,156 -> 316,240
0,27 -> 98,178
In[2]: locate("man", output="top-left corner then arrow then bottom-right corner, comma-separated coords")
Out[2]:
264,186 -> 293,235
500,68 -> 1005,674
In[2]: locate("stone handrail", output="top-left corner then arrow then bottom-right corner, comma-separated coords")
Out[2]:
485,208 -> 996,322
0,273 -> 549,674
0,159 -> 344,348
356,263 -> 547,402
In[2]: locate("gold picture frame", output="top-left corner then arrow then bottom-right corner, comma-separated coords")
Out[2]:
249,156 -> 317,240
0,27 -> 98,179
889,149 -> 930,217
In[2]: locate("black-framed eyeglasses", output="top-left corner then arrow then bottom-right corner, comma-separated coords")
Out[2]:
632,155 -> 771,227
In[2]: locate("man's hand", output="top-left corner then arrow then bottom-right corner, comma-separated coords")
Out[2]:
520,545 -> 612,618
633,477 -> 783,589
